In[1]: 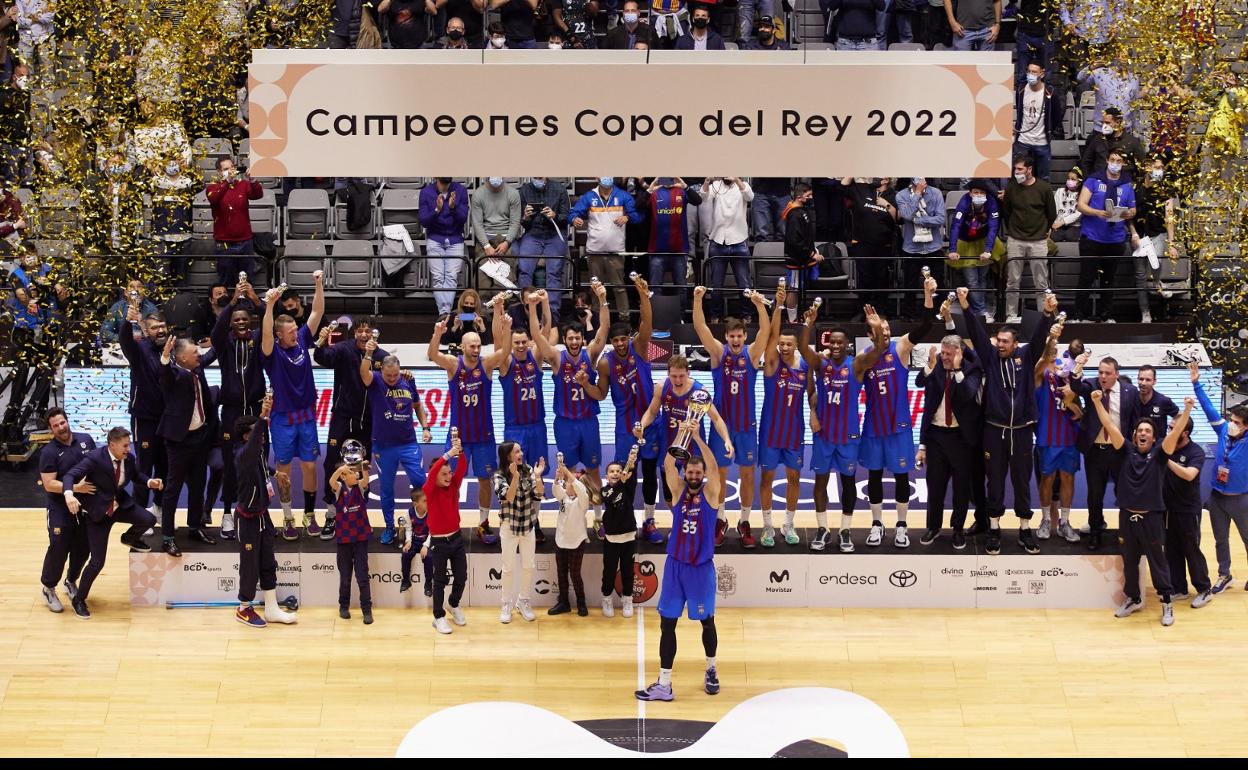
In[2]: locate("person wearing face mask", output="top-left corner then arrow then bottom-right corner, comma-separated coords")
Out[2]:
605,0 -> 657,48
0,63 -> 33,187
570,177 -> 642,316
517,177 -> 570,319
1000,154 -> 1056,323
439,16 -> 474,48
896,176 -> 947,320
419,177 -> 471,315
1074,148 -> 1136,322
1076,60 -> 1141,136
1127,157 -> 1178,323
1050,168 -> 1083,243
675,5 -> 725,49
14,0 -> 54,87
840,176 -> 898,315
742,15 -> 789,49
151,160 -> 194,280
1013,62 -> 1063,183
1078,106 -> 1145,178
483,20 -> 510,48
1189,363 -> 1248,595
947,181 -> 1000,322
545,29 -> 564,48
471,175 -> 522,293
550,0 -> 599,49
491,0 -> 539,48
206,156 -> 264,289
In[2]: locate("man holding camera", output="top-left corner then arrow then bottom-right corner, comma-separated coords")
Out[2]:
206,156 -> 264,286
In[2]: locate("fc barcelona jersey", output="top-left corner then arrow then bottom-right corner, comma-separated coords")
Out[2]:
761,357 -> 808,451
500,351 -> 545,427
712,349 -> 758,432
816,355 -> 862,444
605,342 -> 653,430
448,356 -> 494,443
553,348 -> 600,419
1035,371 -> 1078,448
862,342 -> 911,439
667,486 -> 716,566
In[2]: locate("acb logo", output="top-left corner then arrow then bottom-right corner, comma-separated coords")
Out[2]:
615,560 -> 659,603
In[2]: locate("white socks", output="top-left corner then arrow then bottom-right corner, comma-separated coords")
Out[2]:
989,519 -> 1000,530
761,510 -> 774,529
643,504 -> 655,520
706,656 -> 716,670
840,514 -> 853,531
281,500 -> 293,521
815,511 -> 828,529
740,505 -> 753,524
1059,507 -> 1071,524
478,507 -> 489,524
659,668 -> 672,686
784,511 -> 796,529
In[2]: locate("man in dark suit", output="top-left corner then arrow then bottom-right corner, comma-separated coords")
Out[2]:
1072,355 -> 1140,550
915,335 -> 983,550
211,279 -> 265,541
157,336 -> 220,556
119,304 -> 169,520
605,0 -> 658,49
63,427 -> 163,620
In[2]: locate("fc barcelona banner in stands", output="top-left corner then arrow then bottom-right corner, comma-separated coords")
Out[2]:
247,49 -> 1014,178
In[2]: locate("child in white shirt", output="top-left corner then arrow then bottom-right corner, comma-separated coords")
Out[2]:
550,456 -> 591,616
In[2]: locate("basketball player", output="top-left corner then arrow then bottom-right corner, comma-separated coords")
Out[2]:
756,284 -> 812,547
587,274 -> 661,540
1033,336 -> 1085,542
691,284 -> 772,547
529,281 -> 611,507
858,274 -> 937,549
428,307 -> 512,545
494,296 -> 551,542
799,310 -> 874,552
636,421 -> 724,702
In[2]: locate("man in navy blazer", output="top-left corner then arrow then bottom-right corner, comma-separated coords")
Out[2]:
915,335 -> 983,550
63,427 -> 163,620
674,5 -> 726,49
1071,355 -> 1140,550
157,336 -> 220,556
119,305 -> 169,515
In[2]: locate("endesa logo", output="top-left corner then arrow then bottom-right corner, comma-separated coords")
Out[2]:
819,574 -> 878,585
368,571 -> 403,584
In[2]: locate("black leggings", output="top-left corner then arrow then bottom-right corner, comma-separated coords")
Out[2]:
659,615 -> 717,669
867,470 -> 910,505
814,473 -> 858,515
601,539 -> 636,597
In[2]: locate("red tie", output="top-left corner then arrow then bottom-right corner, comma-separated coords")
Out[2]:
1101,390 -> 1112,441
193,375 -> 205,426
945,371 -> 954,425
109,458 -> 121,516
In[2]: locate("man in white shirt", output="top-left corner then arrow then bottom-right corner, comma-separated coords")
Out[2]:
702,177 -> 754,322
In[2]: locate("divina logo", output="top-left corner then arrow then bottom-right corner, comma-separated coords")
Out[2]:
819,574 -> 878,585
769,570 -> 791,584
312,563 -> 335,572
940,567 -> 965,576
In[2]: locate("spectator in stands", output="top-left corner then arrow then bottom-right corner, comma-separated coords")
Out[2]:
552,0 -> 598,49
920,0 -> 950,48
280,289 -> 309,328
100,280 -> 159,345
135,22 -> 182,108
95,117 -> 136,176
0,178 -> 26,243
379,0 -> 432,48
1001,154 -> 1056,322
419,177 -> 471,316
1077,58 -> 1140,134
1051,167 -> 1083,243
944,0 -> 999,51
14,0 -> 53,86
1014,61 -> 1063,183
570,177 -> 640,317
738,0 -> 775,42
841,176 -> 897,315
207,283 -> 232,323
545,29 -> 564,48
1059,0 -> 1122,72
750,177 -> 789,241
206,157 -> 264,288
1128,157 -> 1178,324
151,159 -> 194,280
132,101 -> 193,175
675,5 -> 724,49
878,0 -> 918,50
493,0 -> 539,48
445,1 -> 483,46
1074,148 -> 1136,322
645,176 -> 700,315
651,0 -> 689,49
634,39 -> 650,50
517,177 -> 570,320
330,0 -> 365,48
742,15 -> 789,50
703,177 -> 753,322
947,180 -> 1000,322
1079,106 -> 1145,179
1013,0 -> 1051,87
0,5 -> 15,83
472,176 -> 522,290
485,20 -> 509,47
829,0 -> 887,50
440,15 -> 473,48
896,176 -> 947,319
0,63 -> 31,187
782,181 -> 818,322
605,1 -> 657,48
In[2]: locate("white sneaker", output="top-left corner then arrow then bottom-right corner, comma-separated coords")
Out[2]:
1191,590 -> 1214,609
866,524 -> 884,547
893,526 -> 910,548
517,598 -> 536,622
262,590 -> 297,624
602,596 -> 615,618
1079,523 -> 1092,535
984,313 -> 995,323
432,616 -> 453,634
1005,315 -> 1023,324
1114,598 -> 1143,618
781,523 -> 800,545
500,601 -> 513,624
1036,518 -> 1052,540
450,606 -> 467,626
1161,602 -> 1174,627
621,597 -> 634,618
1141,311 -> 1152,324
1057,521 -> 1080,543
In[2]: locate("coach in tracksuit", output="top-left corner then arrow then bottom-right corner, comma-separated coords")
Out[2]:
313,320 -> 388,531
37,408 -> 96,613
210,286 -> 265,541
1072,356 -> 1140,551
915,335 -> 983,550
1191,362 -> 1248,595
960,287 -> 1057,555
157,336 -> 220,556
119,308 -> 169,514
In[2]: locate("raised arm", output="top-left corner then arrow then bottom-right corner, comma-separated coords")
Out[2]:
359,339 -> 378,388
691,286 -> 724,364
896,275 -> 937,365
1162,397 -> 1194,456
1090,389 -> 1124,449
483,312 -> 514,372
528,297 -> 559,366
635,386 -> 664,432
958,287 -> 993,359
852,305 -> 888,380
1035,337 -> 1058,388
587,283 -> 610,361
634,275 -> 653,354
746,290 -> 772,363
1190,362 -> 1225,431
260,287 -> 279,357
762,286 -> 785,375
426,318 -> 459,372
689,429 -> 721,507
662,450 -> 684,503
306,271 -> 325,332
797,303 -> 821,370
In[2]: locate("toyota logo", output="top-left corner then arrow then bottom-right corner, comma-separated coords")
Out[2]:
889,570 -> 918,588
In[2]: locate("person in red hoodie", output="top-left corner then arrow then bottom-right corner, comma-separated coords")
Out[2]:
205,156 -> 264,286
425,436 -> 469,634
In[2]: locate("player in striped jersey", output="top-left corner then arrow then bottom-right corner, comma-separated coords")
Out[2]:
692,285 -> 771,548
531,281 -> 611,513
859,276 -> 936,549
586,274 -> 661,539
635,422 -> 724,702
428,308 -> 512,545
757,283 -> 811,548
493,295 -> 553,543
1033,337 -> 1085,543
799,308 -> 874,553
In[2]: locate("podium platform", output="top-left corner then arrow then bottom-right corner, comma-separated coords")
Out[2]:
130,526 -> 1130,610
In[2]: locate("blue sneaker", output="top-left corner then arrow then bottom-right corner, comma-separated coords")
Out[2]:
477,523 -> 500,546
704,667 -> 720,695
642,518 -> 665,545
634,681 -> 674,702
1211,574 -> 1233,594
379,527 -> 395,546
235,605 -> 267,628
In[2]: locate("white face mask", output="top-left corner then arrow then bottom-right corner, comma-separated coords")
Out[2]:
623,11 -> 639,24
14,76 -> 28,90
488,176 -> 504,188
1026,73 -> 1040,85
1149,169 -> 1163,181
490,36 -> 506,48
1101,123 -> 1114,135
548,42 -> 562,49
1014,173 -> 1028,183
165,161 -> 180,176
1107,162 -> 1123,174
971,195 -> 987,206
911,177 -> 924,187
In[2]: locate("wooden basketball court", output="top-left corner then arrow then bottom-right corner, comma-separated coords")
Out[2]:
4,507 -> 1247,757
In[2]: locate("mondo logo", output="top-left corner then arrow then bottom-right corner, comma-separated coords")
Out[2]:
889,570 -> 917,588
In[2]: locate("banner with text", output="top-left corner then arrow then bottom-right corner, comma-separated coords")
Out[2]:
248,49 -> 1014,178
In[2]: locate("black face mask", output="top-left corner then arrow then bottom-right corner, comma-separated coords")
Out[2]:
437,177 -> 452,185
463,305 -> 478,314
215,295 -> 230,308
759,30 -> 773,41
692,17 -> 709,28
447,29 -> 464,40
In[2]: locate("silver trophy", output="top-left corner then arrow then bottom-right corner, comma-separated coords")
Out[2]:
633,421 -> 646,446
812,297 -> 823,309
555,451 -> 565,468
327,319 -> 339,332
341,438 -> 366,468
947,291 -> 957,302
371,328 -> 380,342
238,270 -> 247,285
778,276 -> 786,290
629,271 -> 654,297
276,281 -> 288,294
668,391 -> 712,461
128,289 -> 140,305
1057,311 -> 1067,324
744,288 -> 774,308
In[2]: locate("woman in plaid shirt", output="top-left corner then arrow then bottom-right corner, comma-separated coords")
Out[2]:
493,442 -> 547,625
